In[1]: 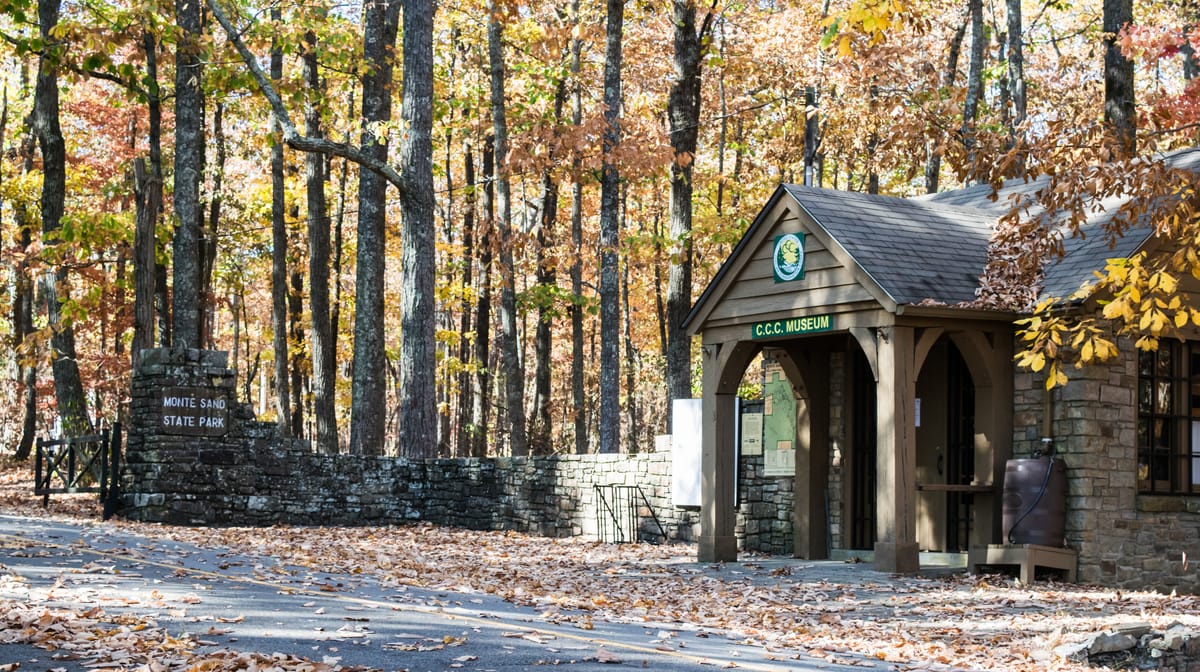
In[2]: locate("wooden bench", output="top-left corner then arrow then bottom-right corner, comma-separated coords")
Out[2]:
968,544 -> 1078,584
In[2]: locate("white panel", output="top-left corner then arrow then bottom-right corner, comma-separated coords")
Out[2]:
672,398 -> 703,508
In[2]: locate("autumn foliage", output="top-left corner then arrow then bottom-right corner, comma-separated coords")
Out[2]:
3,0 -> 1200,451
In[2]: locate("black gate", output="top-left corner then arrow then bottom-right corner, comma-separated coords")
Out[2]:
594,484 -> 667,544
35,423 -> 122,518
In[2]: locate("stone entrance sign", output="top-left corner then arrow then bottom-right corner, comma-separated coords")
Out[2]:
160,386 -> 228,436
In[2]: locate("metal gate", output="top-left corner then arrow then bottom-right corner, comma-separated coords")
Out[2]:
594,484 -> 667,544
35,423 -> 122,518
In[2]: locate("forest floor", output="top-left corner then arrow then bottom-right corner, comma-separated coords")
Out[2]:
0,459 -> 1196,671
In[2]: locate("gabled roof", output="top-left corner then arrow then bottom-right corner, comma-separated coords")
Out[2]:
682,184 -> 996,332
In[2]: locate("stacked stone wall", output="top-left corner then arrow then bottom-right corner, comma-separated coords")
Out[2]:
1013,343 -> 1200,593
124,348 -> 791,553
736,456 -> 795,554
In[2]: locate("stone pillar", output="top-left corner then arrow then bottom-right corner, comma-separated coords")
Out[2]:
124,347 -> 264,525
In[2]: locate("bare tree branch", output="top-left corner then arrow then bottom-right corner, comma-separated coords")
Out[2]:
207,0 -> 406,193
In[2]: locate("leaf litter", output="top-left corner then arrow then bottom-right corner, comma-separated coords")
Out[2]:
3,462 -> 1199,671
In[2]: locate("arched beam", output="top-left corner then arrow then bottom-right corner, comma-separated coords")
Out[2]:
850,327 -> 879,382
914,327 -> 945,377
699,339 -> 760,562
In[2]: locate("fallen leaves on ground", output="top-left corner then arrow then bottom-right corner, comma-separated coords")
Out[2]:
0,599 -> 376,671
3,461 -> 1198,671
127,521 -> 1200,671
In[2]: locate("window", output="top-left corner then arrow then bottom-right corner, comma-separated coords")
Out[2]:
1137,342 -> 1200,494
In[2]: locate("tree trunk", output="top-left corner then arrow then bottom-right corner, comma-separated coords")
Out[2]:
487,0 -> 527,456
622,209 -> 640,452
804,86 -> 820,187
1103,0 -> 1135,153
1006,0 -> 1025,158
598,0 -> 625,454
269,11 -> 292,437
399,0 -> 437,458
202,100 -> 225,349
288,246 -> 305,437
653,209 -> 667,356
715,18 -> 728,213
304,29 -> 338,454
961,0 -> 985,179
13,75 -> 37,459
142,29 -> 167,348
132,159 -> 159,366
349,0 -> 400,455
172,0 -> 205,349
34,0 -> 92,436
867,84 -> 880,194
805,0 -> 830,187
925,12 -> 968,193
456,142 -> 476,457
531,80 -> 565,455
331,92 -> 355,379
472,140 -> 495,458
569,0 -> 587,455
665,0 -> 711,424
438,130 -> 453,452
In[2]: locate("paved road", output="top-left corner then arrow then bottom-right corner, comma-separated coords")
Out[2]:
0,515 -> 888,671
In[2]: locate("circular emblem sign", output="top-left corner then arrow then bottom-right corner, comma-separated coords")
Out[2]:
772,233 -> 805,282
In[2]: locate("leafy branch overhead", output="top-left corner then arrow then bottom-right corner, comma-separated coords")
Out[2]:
1001,144 -> 1200,387
206,0 -> 406,194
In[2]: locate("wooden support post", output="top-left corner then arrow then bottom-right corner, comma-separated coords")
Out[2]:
874,325 -> 919,573
699,342 -> 743,563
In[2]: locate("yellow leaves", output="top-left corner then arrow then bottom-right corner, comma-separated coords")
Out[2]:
836,36 -> 854,59
1024,246 -> 1200,388
1076,334 -> 1118,365
1044,361 -> 1068,390
821,0 -> 909,56
1015,350 -> 1046,373
1150,270 -> 1178,295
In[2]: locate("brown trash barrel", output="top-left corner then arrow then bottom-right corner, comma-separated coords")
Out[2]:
1002,458 -> 1067,547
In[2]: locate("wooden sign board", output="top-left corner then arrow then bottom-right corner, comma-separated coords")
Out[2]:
161,386 -> 229,437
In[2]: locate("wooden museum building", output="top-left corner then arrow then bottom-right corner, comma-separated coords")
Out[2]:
684,149 -> 1200,592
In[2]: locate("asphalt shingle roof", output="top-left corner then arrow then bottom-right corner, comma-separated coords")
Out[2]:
922,148 -> 1200,300
919,170 -> 1149,301
790,147 -> 1200,306
782,184 -> 995,305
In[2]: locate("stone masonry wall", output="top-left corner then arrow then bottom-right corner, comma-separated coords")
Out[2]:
124,348 -> 791,553
737,456 -> 795,554
1013,342 -> 1200,593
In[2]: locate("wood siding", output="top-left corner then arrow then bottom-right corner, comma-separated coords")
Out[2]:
704,209 -> 882,328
